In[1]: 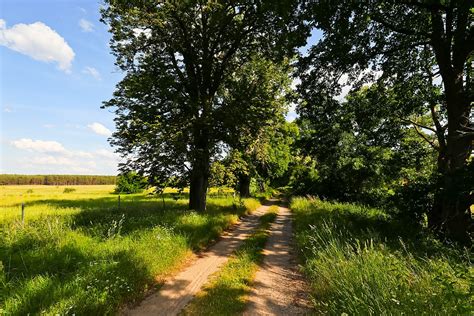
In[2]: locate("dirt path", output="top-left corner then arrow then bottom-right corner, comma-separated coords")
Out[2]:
123,203 -> 272,316
244,205 -> 312,315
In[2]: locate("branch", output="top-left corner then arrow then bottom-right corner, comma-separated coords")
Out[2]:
399,117 -> 437,133
370,14 -> 430,38
429,103 -> 447,148
455,125 -> 474,141
398,0 -> 448,11
452,2 -> 473,70
412,125 -> 439,151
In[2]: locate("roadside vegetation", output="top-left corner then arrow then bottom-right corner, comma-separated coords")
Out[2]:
0,186 -> 260,315
183,205 -> 279,316
291,197 -> 473,315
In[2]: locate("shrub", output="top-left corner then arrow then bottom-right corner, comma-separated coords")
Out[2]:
63,188 -> 76,194
114,172 -> 148,194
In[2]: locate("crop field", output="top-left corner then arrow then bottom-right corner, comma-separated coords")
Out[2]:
0,185 -> 259,315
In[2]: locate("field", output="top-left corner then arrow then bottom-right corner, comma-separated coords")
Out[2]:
291,197 -> 473,315
0,185 -> 259,315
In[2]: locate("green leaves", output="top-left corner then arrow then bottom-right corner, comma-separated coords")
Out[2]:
114,172 -> 148,194
101,1 -> 304,197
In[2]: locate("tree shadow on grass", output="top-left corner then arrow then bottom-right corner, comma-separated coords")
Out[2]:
2,247 -> 153,315
0,195 -> 254,315
19,196 -> 245,240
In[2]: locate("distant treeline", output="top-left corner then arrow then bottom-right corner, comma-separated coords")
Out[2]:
0,174 -> 117,185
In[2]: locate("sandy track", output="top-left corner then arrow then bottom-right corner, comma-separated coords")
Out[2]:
123,203 -> 271,316
244,205 -> 312,315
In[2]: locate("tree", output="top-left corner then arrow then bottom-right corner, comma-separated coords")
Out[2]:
101,0 -> 306,211
219,121 -> 297,197
296,83 -> 436,208
216,55 -> 293,197
115,172 -> 148,194
300,0 -> 473,242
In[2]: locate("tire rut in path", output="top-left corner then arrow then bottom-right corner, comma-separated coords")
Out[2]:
123,203 -> 272,316
244,205 -> 312,316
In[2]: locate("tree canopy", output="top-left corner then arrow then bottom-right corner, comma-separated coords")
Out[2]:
298,0 -> 473,242
102,0 -> 306,210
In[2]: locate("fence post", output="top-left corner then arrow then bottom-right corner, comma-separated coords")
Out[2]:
21,202 -> 25,224
118,195 -> 121,210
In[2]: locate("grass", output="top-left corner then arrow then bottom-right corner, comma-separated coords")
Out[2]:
182,205 -> 279,316
291,197 -> 473,315
0,185 -> 260,315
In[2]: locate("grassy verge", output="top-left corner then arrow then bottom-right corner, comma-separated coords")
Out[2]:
182,205 -> 279,316
291,197 -> 473,315
0,185 -> 260,315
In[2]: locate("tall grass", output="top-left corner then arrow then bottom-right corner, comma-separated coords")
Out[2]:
291,197 -> 473,315
0,186 -> 260,315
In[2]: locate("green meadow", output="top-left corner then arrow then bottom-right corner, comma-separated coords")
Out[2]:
0,185 -> 259,315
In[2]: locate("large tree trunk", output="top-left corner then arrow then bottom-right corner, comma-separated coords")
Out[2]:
238,174 -> 251,198
189,115 -> 211,212
189,168 -> 208,211
428,69 -> 472,243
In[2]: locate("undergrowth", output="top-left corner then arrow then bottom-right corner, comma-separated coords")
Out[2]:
291,197 -> 473,315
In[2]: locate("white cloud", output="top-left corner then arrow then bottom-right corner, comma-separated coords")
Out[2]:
42,124 -> 55,128
79,18 -> 94,32
3,106 -> 12,113
28,155 -> 97,174
0,19 -> 75,72
31,155 -> 76,166
9,139 -> 119,174
11,138 -> 67,154
82,66 -> 101,80
88,122 -> 112,137
96,149 -> 119,159
76,151 -> 95,159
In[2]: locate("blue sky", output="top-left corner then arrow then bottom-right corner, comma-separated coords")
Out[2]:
0,1 -> 321,175
1,0 -> 123,175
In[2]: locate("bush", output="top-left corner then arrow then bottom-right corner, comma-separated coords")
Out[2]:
114,172 -> 148,194
63,188 -> 76,194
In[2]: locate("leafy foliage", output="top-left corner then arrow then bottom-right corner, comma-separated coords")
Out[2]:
299,0 -> 473,241
101,0 -> 306,209
114,172 -> 148,194
294,84 -> 437,221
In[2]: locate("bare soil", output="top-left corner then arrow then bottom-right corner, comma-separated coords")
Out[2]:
244,205 -> 312,315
